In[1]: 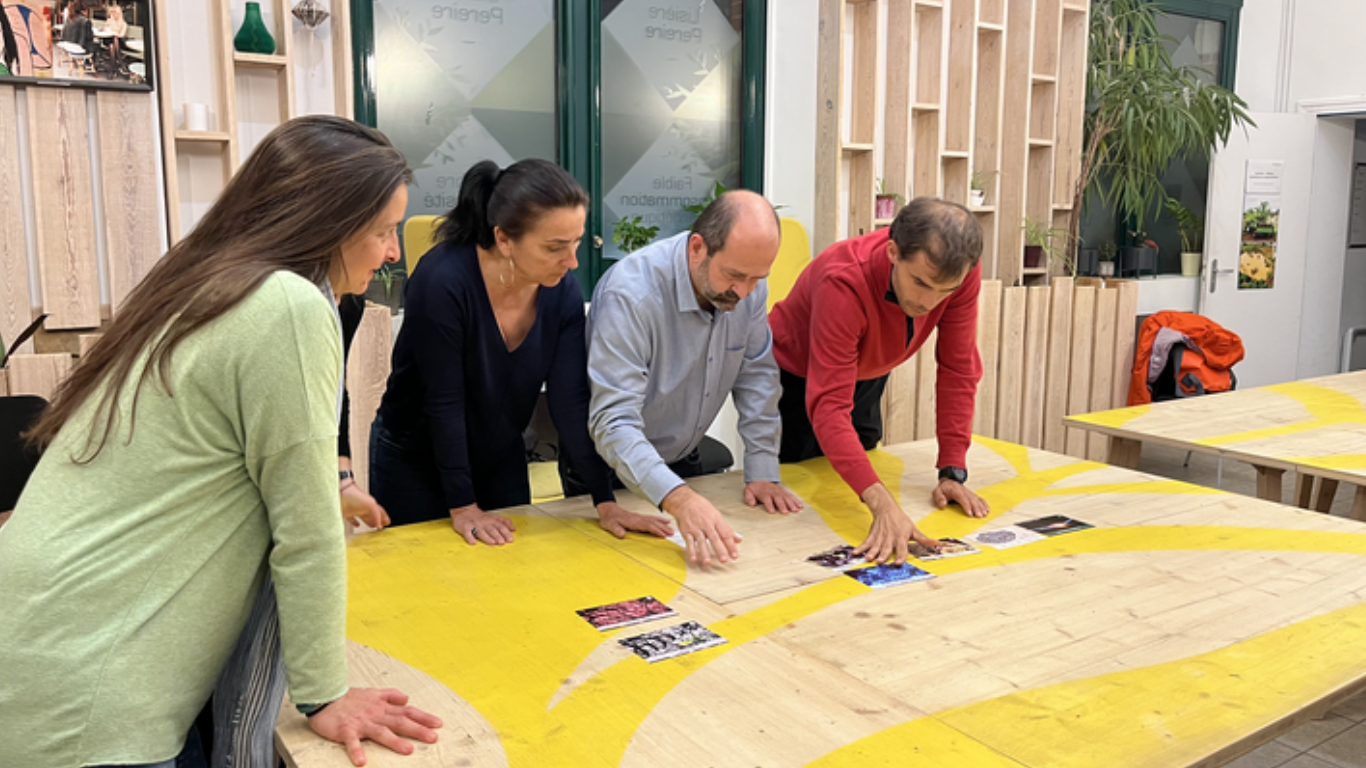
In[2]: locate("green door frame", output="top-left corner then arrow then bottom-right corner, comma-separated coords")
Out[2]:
1155,0 -> 1242,89
348,0 -> 768,293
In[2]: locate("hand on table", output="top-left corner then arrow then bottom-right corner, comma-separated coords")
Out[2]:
661,484 -> 741,567
856,482 -> 940,565
932,479 -> 990,518
341,483 -> 390,531
743,481 -> 804,515
307,687 -> 442,767
597,501 -> 675,539
450,504 -> 516,545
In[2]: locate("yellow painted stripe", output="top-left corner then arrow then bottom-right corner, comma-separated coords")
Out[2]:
1289,454 -> 1366,472
1066,403 -> 1152,429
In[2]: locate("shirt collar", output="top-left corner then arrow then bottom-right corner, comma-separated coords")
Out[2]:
670,232 -> 708,316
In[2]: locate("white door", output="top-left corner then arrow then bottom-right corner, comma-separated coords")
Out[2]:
1200,112 -> 1316,388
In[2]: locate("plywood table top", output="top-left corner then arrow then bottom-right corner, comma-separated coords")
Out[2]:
277,438 -> 1366,768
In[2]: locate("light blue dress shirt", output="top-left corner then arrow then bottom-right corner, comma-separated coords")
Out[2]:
587,231 -> 782,505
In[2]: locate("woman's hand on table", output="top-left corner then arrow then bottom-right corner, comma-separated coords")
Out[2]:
307,687 -> 442,767
596,501 -> 675,539
450,504 -> 516,545
341,483 -> 390,531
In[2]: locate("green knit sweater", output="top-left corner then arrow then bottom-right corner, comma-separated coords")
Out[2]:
0,271 -> 348,767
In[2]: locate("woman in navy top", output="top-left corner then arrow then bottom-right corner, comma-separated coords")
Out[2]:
369,159 -> 673,544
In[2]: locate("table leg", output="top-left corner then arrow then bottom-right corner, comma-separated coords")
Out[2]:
1312,478 -> 1340,514
1352,486 -> 1366,522
1293,474 -> 1315,509
1254,466 -> 1285,503
1107,437 -> 1142,469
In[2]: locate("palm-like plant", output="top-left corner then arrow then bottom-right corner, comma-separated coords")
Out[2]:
1067,0 -> 1254,251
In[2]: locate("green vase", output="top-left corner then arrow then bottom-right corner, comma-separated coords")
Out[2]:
233,2 -> 276,55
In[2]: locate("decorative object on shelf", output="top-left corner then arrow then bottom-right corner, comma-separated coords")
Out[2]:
1119,231 -> 1158,278
875,178 -> 904,220
1022,216 -> 1068,271
1098,241 -> 1117,277
1066,0 -> 1253,251
969,169 -> 995,208
234,1 -> 276,55
291,0 -> 329,28
1164,197 -> 1205,277
612,215 -> 659,255
183,102 -> 210,133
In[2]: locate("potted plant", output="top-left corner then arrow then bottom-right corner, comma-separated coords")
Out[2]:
1076,238 -> 1100,276
1119,230 -> 1158,277
1022,216 -> 1067,270
875,178 -> 904,220
969,169 -> 995,208
1164,197 -> 1205,277
1097,241 -> 1118,277
364,263 -> 407,315
612,215 -> 660,255
1065,0 -> 1253,258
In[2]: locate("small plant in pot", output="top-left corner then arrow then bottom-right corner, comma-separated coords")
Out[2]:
1164,197 -> 1205,277
1097,241 -> 1118,277
1119,230 -> 1158,277
969,169 -> 995,208
365,263 -> 407,315
612,215 -> 659,255
1022,215 -> 1067,270
875,178 -> 904,220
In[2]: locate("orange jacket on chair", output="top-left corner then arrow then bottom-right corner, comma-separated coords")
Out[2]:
1127,311 -> 1245,406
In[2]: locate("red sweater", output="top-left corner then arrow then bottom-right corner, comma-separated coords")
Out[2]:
770,229 -> 982,495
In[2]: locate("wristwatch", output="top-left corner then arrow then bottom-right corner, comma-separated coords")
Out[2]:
339,469 -> 355,482
937,466 -> 968,485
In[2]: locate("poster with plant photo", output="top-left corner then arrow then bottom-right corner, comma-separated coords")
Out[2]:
1239,194 -> 1279,290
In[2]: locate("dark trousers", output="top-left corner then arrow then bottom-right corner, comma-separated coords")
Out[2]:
558,440 -> 732,500
369,415 -> 530,526
777,368 -> 888,463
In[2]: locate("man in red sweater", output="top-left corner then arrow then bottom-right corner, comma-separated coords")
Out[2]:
770,197 -> 988,564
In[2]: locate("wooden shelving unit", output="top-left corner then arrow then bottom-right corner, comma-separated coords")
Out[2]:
156,0 -> 351,243
817,0 -> 1088,284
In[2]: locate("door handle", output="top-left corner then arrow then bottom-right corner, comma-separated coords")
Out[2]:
1208,258 -> 1235,294
593,235 -> 604,249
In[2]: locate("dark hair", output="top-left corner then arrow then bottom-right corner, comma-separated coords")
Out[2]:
28,116 -> 411,457
691,190 -> 781,253
436,158 -> 588,249
0,5 -> 17,75
888,197 -> 983,277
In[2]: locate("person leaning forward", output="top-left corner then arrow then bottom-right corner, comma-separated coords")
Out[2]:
770,197 -> 989,564
587,190 -> 804,567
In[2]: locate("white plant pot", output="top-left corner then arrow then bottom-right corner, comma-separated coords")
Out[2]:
1181,251 -> 1202,277
1098,261 -> 1115,277
970,190 -> 986,207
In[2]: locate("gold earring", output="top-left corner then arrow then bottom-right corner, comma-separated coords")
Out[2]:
499,256 -> 515,287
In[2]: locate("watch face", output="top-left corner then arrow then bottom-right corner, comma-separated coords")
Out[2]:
939,467 -> 968,484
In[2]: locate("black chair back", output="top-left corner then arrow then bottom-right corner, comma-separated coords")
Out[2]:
0,395 -> 47,511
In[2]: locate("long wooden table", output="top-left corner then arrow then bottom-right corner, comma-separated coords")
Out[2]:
1065,370 -> 1366,519
276,438 -> 1366,767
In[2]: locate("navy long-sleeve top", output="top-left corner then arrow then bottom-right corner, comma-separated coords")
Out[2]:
376,241 -> 615,509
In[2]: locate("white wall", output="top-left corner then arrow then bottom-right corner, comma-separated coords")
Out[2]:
764,0 -> 819,243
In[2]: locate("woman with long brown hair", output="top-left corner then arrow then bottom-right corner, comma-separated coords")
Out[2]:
0,116 -> 440,768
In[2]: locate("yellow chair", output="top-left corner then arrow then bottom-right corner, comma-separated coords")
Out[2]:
402,215 -> 443,274
768,217 -> 814,311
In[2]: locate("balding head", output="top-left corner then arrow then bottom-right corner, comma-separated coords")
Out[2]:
686,190 -> 782,312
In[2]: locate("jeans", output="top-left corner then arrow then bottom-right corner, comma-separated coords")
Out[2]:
210,575 -> 288,768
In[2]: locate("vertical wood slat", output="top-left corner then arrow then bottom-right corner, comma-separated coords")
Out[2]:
98,91 -> 162,312
974,280 -> 1003,438
346,304 -> 393,494
78,334 -> 103,356
0,369 -> 7,396
331,0 -> 354,120
914,328 -> 939,441
883,358 -> 919,446
944,0 -> 977,155
813,0 -> 844,254
997,0 -> 1036,288
28,88 -> 100,330
1065,285 -> 1096,457
1111,279 -> 1140,408
6,353 -> 73,399
1020,285 -> 1050,448
996,286 -> 1027,443
1042,277 -> 1073,452
0,86 -> 34,356
1087,287 -> 1119,460
885,0 -> 915,199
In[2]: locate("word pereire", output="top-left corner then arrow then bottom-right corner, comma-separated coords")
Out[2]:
431,4 -> 504,24
645,4 -> 701,42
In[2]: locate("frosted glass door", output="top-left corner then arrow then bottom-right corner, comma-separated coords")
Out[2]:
599,0 -> 745,259
373,0 -> 557,220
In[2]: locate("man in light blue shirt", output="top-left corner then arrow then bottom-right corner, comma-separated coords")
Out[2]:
588,191 -> 803,566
